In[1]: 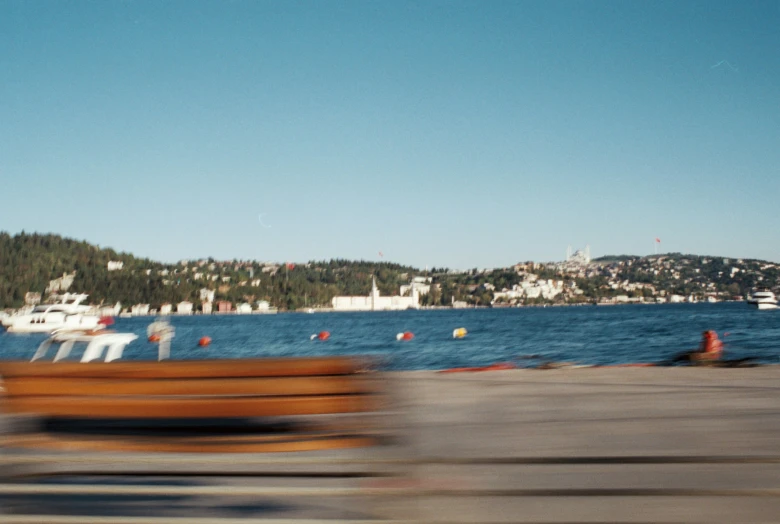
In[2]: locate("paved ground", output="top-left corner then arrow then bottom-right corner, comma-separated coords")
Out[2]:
375,368 -> 780,522
2,367 -> 780,522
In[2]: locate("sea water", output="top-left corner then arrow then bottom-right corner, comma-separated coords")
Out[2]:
0,303 -> 778,369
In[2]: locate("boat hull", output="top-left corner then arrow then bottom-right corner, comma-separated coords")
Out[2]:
755,302 -> 778,310
5,313 -> 102,334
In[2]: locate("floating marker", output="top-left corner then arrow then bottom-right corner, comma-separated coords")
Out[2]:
313,331 -> 330,341
452,327 -> 468,339
148,334 -> 161,343
198,336 -> 212,347
396,332 -> 414,341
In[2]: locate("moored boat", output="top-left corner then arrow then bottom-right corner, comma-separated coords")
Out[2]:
1,293 -> 105,333
746,290 -> 778,310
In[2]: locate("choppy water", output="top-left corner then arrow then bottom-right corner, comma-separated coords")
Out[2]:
1,303 -> 778,369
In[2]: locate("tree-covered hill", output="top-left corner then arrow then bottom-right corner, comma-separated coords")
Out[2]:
0,232 -> 421,310
1,232 -> 778,310
0,232 -> 183,308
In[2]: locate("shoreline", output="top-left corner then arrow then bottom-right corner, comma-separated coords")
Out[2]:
2,299 -> 754,318
50,300 -> 758,317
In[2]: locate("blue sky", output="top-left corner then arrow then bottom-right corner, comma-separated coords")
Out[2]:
1,1 -> 778,269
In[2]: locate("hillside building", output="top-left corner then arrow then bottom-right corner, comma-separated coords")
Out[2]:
131,304 -> 150,316
236,303 -> 252,314
332,277 -> 420,311
176,301 -> 193,315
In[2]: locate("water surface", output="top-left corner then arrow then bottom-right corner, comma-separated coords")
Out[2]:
1,303 -> 777,369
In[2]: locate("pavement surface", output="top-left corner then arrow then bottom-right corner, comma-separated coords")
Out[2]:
2,367 -> 780,522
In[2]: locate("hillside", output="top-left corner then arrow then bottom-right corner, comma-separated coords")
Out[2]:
0,232 -> 186,308
1,232 -> 778,310
0,232 -> 420,310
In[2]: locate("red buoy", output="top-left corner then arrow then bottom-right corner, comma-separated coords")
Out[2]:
396,331 -> 414,341
198,336 -> 212,347
317,331 -> 330,341
98,316 -> 114,326
148,334 -> 161,343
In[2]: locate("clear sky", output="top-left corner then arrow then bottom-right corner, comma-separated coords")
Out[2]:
1,1 -> 778,269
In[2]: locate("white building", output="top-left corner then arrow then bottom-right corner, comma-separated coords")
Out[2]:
202,301 -> 213,314
199,288 -> 215,302
24,292 -> 42,306
565,245 -> 591,266
176,301 -> 193,315
131,304 -> 150,316
236,302 -> 253,314
525,287 -> 542,299
107,261 -> 124,271
492,286 -> 524,302
46,272 -> 76,294
159,303 -> 173,315
332,277 -> 420,311
399,277 -> 431,297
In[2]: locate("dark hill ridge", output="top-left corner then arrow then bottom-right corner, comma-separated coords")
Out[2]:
1,232 -> 778,310
0,232 -> 419,310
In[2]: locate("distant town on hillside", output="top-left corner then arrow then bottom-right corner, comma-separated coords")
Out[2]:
1,232 -> 778,313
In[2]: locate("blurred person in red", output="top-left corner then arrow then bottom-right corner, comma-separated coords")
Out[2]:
666,330 -> 723,365
696,330 -> 723,361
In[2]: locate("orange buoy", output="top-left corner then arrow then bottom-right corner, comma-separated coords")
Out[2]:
317,331 -> 330,341
396,332 -> 414,341
198,336 -> 212,347
148,334 -> 161,343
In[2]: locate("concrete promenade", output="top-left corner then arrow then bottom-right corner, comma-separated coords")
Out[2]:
378,367 -> 780,522
2,367 -> 780,522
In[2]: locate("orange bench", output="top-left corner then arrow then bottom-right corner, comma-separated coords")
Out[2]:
0,357 -> 386,453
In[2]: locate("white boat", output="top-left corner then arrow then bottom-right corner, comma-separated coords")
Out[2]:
1,293 -> 105,334
747,290 -> 778,310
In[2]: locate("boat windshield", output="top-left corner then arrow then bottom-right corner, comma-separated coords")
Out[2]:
32,305 -> 67,313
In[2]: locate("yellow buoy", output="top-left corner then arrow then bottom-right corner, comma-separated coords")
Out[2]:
452,327 -> 468,339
